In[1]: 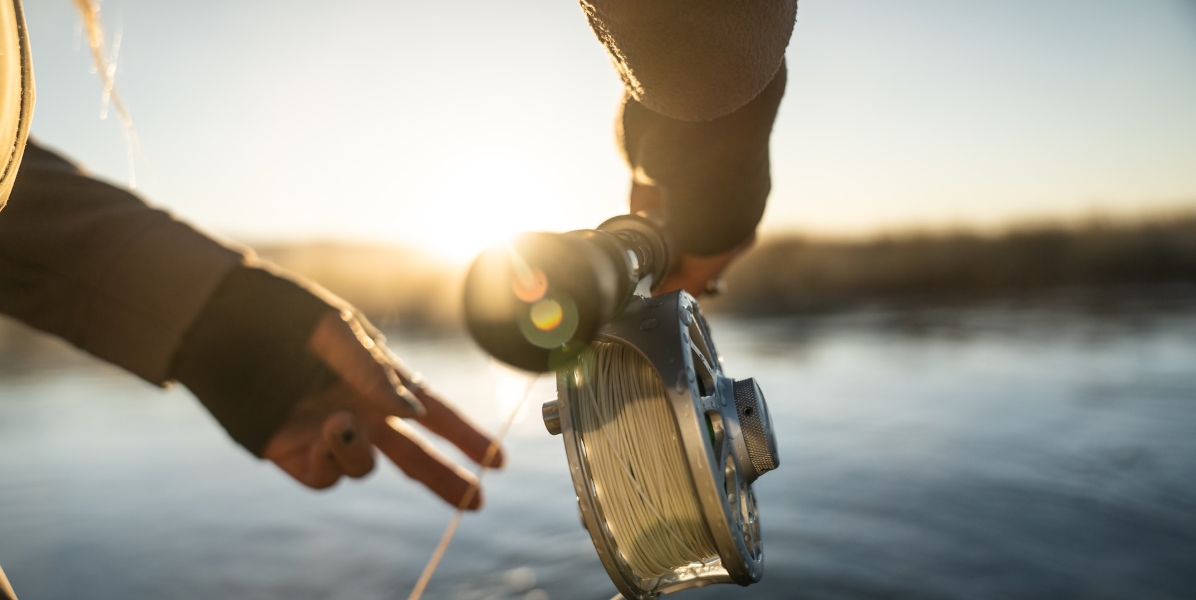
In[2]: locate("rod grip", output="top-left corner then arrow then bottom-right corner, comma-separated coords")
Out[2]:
462,215 -> 670,372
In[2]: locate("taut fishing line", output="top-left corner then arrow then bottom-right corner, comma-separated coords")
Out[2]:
406,373 -> 539,600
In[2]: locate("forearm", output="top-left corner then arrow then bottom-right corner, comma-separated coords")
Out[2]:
0,140 -> 242,384
619,63 -> 787,257
582,0 -> 796,122
0,141 -> 350,455
169,263 -> 339,455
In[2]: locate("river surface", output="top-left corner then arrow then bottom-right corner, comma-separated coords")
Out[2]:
1,306 -> 1194,600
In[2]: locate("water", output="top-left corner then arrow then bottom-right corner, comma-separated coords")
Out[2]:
1,307 -> 1194,600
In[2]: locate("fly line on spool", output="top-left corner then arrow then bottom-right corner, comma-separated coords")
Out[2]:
570,341 -> 718,579
464,220 -> 780,594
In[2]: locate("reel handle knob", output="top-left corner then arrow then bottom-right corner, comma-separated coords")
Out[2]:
733,378 -> 780,481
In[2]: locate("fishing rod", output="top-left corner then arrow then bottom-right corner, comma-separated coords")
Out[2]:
464,213 -> 780,598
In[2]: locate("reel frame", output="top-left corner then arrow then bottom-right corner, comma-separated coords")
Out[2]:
549,291 -> 766,598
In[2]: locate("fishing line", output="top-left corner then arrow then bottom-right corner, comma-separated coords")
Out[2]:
73,0 -> 141,186
461,217 -> 780,595
406,333 -> 741,595
406,373 -> 539,600
571,341 -> 717,579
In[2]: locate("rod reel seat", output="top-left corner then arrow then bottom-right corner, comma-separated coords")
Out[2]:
463,215 -> 779,598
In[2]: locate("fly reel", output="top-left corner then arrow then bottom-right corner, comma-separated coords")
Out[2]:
464,214 -> 779,598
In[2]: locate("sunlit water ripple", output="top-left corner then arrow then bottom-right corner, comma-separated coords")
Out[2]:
1,307 -> 1194,600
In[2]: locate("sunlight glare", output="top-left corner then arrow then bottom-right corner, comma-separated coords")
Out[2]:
511,266 -> 548,303
491,362 -> 536,426
412,149 -> 572,263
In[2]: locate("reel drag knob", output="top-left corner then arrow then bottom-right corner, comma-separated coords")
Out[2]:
732,379 -> 779,482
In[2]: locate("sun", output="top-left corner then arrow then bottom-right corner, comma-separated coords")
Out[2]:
410,150 -> 575,263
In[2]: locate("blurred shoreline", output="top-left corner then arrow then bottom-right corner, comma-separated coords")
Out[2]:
2,214 -> 1194,372
256,213 -> 1196,326
707,212 -> 1196,315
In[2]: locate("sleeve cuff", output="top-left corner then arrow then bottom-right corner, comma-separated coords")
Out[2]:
169,263 -> 338,456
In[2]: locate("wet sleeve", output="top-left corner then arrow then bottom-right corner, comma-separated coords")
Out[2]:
0,140 -> 243,383
619,63 -> 787,257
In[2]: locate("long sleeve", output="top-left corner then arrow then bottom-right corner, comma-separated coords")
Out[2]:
0,140 -> 350,455
581,0 -> 796,122
619,63 -> 787,257
0,140 -> 243,384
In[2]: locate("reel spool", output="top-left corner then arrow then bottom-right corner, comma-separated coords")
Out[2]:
545,291 -> 778,597
464,215 -> 779,598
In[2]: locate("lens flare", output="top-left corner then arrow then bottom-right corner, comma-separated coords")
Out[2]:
518,293 -> 579,349
530,299 -> 564,331
512,267 -> 548,303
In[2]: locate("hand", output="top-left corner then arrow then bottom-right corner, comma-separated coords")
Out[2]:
651,239 -> 753,297
262,310 -> 504,509
629,181 -> 755,297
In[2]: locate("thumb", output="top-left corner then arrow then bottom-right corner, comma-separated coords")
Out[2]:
307,310 -> 425,418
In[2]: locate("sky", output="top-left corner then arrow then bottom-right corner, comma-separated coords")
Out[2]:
20,0 -> 1196,260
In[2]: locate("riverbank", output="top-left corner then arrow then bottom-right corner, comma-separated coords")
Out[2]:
3,215 -> 1193,364
707,214 -> 1196,315
255,214 -> 1196,327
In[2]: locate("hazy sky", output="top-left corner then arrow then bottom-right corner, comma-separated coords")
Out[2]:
21,0 -> 1196,259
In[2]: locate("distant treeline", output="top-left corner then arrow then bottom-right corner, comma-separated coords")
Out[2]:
255,243 -> 464,329
254,215 -> 1196,327
706,214 -> 1196,315
5,215 -> 1191,372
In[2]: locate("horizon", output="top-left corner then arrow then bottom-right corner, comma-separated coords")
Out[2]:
247,205 -> 1196,259
21,0 -> 1196,261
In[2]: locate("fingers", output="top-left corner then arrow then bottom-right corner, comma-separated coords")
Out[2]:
632,182 -> 759,297
308,310 -> 425,419
305,440 -> 344,489
375,417 -> 484,510
414,387 -> 506,469
383,359 -> 505,470
322,411 -> 375,478
308,313 -> 504,478
654,235 -> 755,297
